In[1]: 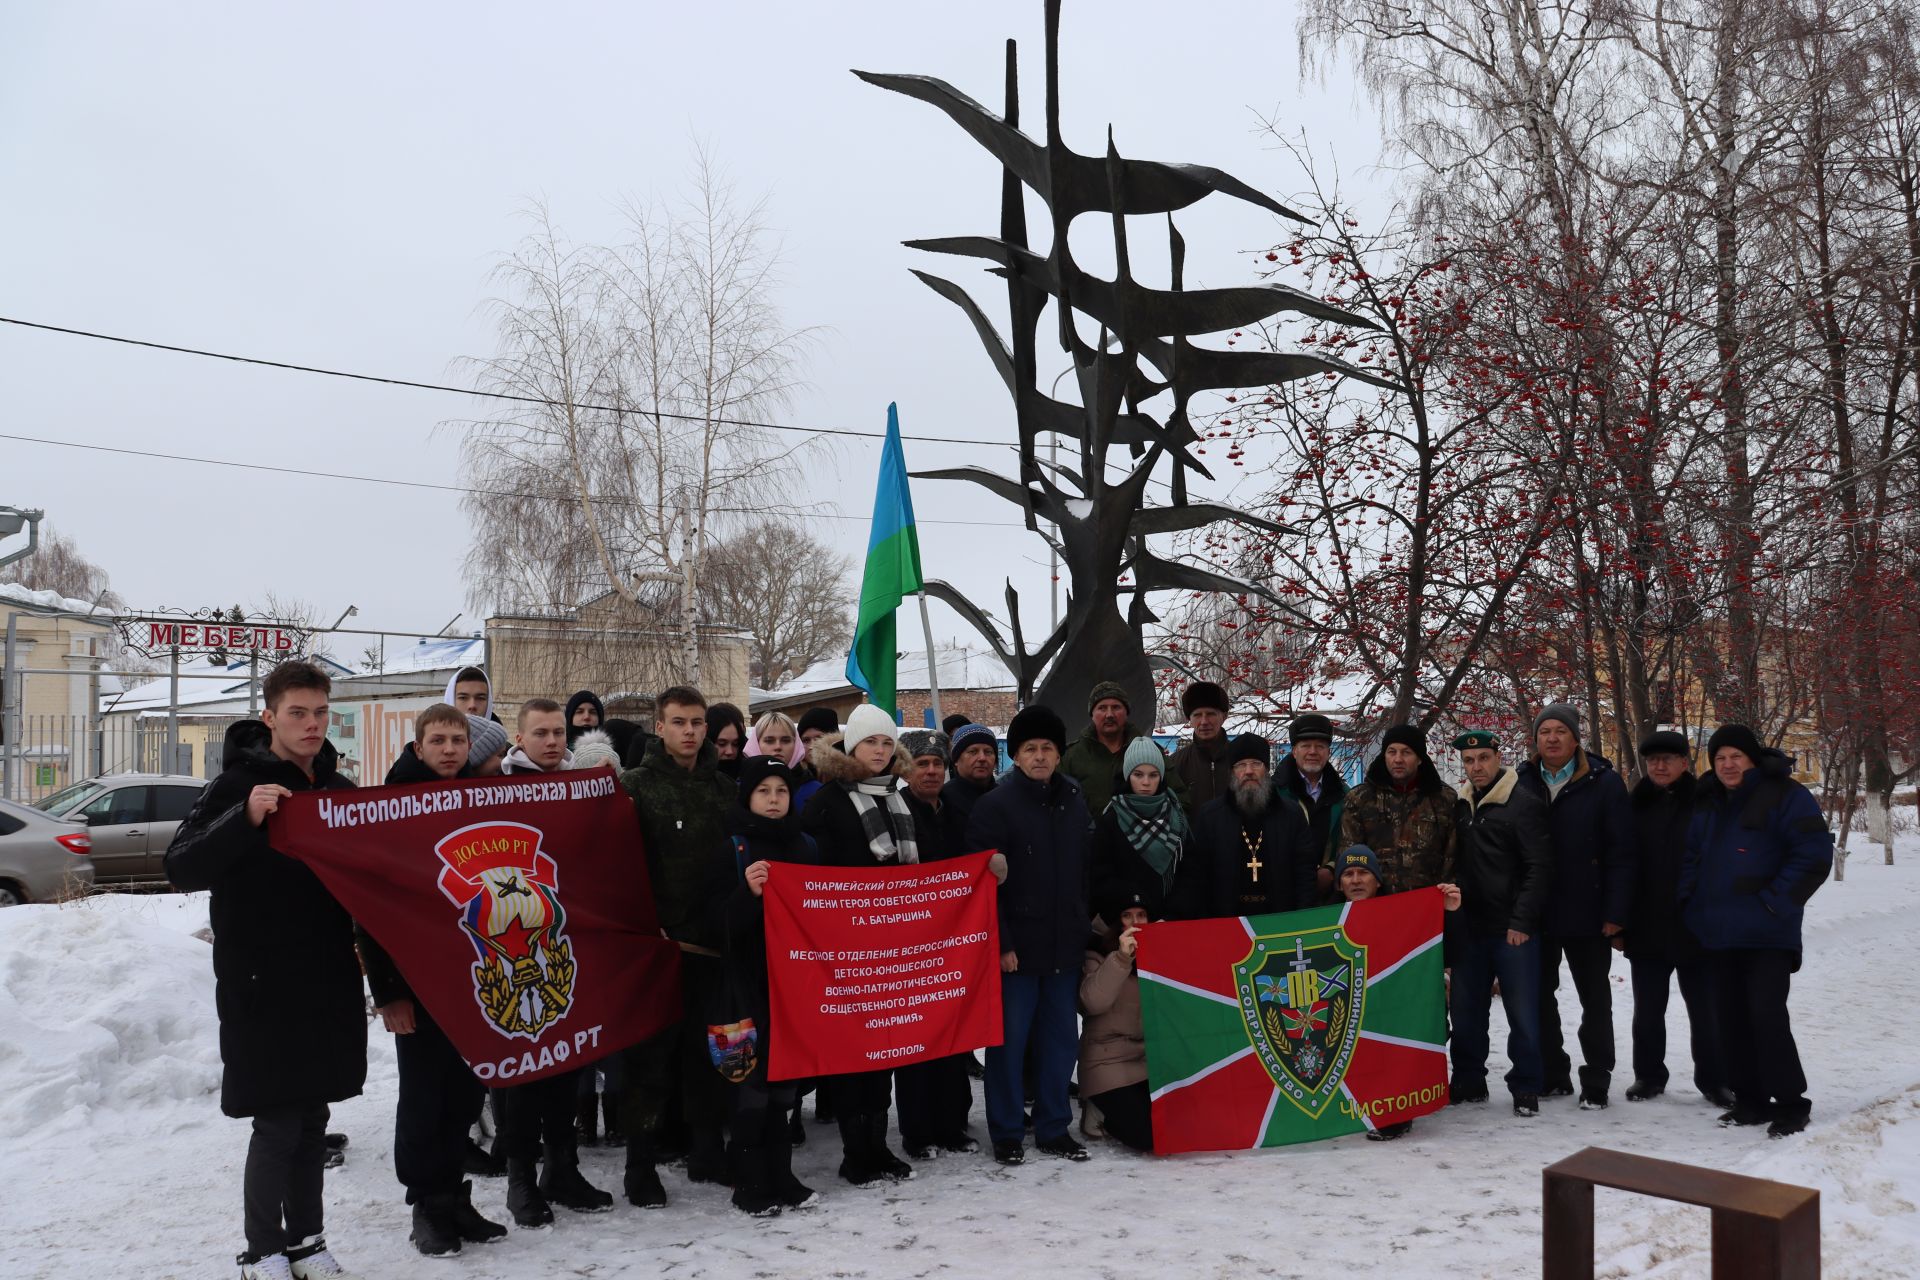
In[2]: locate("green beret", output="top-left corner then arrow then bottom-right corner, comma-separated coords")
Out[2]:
1452,729 -> 1501,751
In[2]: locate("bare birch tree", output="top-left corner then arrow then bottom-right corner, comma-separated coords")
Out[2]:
458,146 -> 820,683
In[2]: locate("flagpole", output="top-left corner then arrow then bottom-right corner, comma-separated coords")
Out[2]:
916,590 -> 943,728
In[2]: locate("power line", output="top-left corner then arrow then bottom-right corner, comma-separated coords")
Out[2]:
0,430 -> 1033,529
0,314 -> 1004,448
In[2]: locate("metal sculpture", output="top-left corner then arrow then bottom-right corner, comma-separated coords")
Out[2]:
857,0 -> 1394,717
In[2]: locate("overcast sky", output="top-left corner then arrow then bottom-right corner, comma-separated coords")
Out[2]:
1,1 -> 1394,667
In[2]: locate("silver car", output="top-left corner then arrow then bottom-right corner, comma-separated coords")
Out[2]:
32,773 -> 209,885
0,797 -> 97,905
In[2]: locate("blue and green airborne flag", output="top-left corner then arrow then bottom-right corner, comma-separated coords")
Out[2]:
845,404 -> 924,717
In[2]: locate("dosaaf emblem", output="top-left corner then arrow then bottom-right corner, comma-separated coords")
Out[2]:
435,821 -> 575,1039
1234,923 -> 1367,1117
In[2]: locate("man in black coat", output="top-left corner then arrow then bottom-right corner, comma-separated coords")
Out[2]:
362,705 -> 508,1256
1190,733 -> 1317,918
1446,730 -> 1554,1119
164,661 -> 368,1280
964,704 -> 1094,1167
1515,702 -> 1636,1109
1624,730 -> 1730,1106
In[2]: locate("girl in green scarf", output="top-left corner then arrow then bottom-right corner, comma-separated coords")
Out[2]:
1090,736 -> 1195,924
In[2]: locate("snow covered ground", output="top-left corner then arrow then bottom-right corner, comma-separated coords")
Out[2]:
3,842 -> 1917,1280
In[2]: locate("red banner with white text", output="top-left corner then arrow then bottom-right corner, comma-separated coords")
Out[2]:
274,767 -> 682,1086
762,852 -> 1003,1081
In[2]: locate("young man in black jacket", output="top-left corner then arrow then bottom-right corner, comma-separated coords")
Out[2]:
492,699 -> 614,1226
617,685 -> 738,1205
1447,730 -> 1554,1119
1624,730 -> 1730,1106
164,660 -> 367,1280
362,705 -> 507,1256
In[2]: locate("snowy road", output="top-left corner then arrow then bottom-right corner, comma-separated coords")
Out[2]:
2,845 -> 1915,1279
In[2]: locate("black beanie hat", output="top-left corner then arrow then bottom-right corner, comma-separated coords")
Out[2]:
736,756 -> 796,808
1007,704 -> 1068,755
1638,729 -> 1690,758
1706,724 -> 1764,764
1181,681 -> 1231,717
1097,886 -> 1150,932
1229,733 -> 1272,767
797,706 -> 840,738
564,689 -> 605,724
942,713 -> 974,738
1380,724 -> 1430,760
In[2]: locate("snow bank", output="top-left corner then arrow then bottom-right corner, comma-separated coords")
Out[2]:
0,851 -> 1916,1277
0,900 -> 221,1141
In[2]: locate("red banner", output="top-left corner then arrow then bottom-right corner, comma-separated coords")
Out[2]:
763,852 -> 1003,1081
274,767 -> 682,1086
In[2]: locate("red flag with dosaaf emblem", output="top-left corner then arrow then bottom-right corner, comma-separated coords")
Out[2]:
274,767 -> 681,1086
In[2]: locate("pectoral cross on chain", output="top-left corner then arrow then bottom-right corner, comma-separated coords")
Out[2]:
1243,831 -> 1265,884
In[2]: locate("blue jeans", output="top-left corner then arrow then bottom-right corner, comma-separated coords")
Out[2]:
987,970 -> 1078,1145
1449,932 -> 1543,1097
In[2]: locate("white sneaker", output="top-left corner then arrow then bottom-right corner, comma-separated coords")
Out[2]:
286,1236 -> 358,1280
238,1254 -> 294,1280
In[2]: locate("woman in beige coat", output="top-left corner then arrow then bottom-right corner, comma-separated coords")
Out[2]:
1079,890 -> 1153,1151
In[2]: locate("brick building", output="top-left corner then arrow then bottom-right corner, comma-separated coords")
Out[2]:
750,643 -> 1018,730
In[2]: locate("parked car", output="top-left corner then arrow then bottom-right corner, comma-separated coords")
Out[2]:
31,773 -> 208,885
0,798 -> 96,905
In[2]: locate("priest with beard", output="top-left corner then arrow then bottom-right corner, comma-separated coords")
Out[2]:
1191,733 -> 1319,918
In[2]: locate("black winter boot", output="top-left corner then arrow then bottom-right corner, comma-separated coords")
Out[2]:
728,1142 -> 782,1217
410,1193 -> 462,1256
837,1113 -> 882,1186
540,1139 -> 614,1213
623,1131 -> 667,1209
449,1180 -> 507,1244
770,1132 -> 819,1209
505,1158 -> 553,1228
686,1129 -> 730,1185
868,1112 -> 914,1181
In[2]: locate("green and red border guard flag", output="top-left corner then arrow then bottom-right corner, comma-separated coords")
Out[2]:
1137,888 -> 1449,1153
846,403 -> 923,718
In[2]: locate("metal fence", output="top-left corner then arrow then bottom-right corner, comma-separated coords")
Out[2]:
0,711 -> 237,803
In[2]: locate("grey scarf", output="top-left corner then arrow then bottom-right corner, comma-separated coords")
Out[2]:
847,777 -> 920,865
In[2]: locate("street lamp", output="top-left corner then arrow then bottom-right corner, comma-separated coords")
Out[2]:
0,506 -> 44,572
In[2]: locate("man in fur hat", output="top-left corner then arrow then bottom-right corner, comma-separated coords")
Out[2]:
1169,680 -> 1234,812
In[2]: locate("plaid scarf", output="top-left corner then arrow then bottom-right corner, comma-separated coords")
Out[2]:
1109,790 -> 1188,891
847,777 -> 920,865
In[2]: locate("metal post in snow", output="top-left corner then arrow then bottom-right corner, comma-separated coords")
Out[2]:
249,653 -> 258,717
916,591 -> 943,728
167,645 -> 180,774
2,612 -> 17,801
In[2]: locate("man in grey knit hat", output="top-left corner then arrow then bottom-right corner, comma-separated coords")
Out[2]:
1062,681 -> 1186,816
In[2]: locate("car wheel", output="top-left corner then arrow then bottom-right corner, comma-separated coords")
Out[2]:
0,882 -> 23,907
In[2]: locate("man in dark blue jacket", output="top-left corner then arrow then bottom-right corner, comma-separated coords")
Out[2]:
1624,730 -> 1730,1107
1681,725 -> 1832,1139
964,703 -> 1092,1168
1515,702 -> 1635,1109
